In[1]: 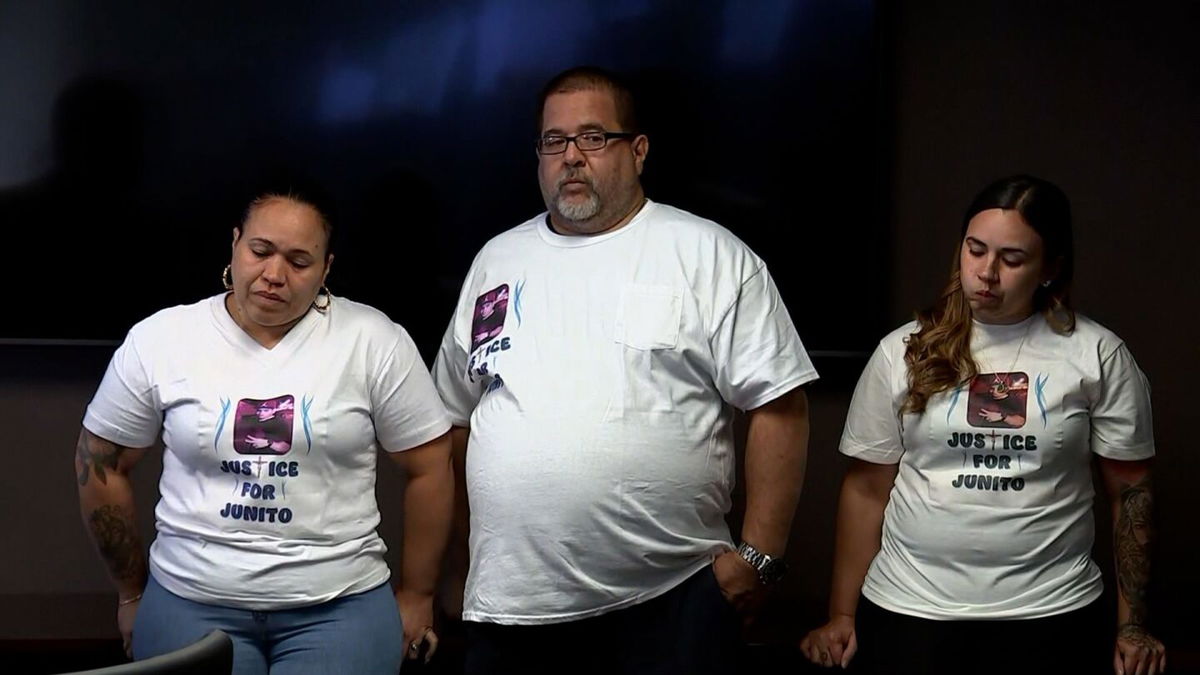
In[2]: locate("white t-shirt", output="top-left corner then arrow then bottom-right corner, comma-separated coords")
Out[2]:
433,200 -> 818,624
841,313 -> 1154,620
84,294 -> 451,610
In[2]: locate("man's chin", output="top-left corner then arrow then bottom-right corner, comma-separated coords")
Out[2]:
555,197 -> 601,223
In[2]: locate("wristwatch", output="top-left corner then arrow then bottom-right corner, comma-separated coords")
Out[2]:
736,541 -> 788,585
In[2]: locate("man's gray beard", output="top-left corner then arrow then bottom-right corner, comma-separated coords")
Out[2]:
555,190 -> 601,222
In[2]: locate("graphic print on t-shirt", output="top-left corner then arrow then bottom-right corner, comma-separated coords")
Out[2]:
220,394 -> 300,525
941,371 -> 1044,499
967,372 -> 1028,429
233,395 -> 294,455
470,284 -> 509,352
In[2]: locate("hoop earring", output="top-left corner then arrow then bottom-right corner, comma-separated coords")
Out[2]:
222,264 -> 233,290
312,286 -> 332,313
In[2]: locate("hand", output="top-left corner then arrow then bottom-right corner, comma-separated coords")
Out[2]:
711,550 -> 764,617
396,588 -> 439,664
800,614 -> 857,669
1114,624 -> 1166,675
117,598 -> 139,658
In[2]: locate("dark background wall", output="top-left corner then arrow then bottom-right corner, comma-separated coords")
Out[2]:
2,0 -> 1197,671
874,0 -> 1199,665
0,0 -> 883,354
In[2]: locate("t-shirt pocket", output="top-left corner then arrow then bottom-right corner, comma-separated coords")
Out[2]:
613,283 -> 681,350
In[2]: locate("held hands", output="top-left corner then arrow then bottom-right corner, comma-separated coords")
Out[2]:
800,614 -> 857,669
1114,624 -> 1166,675
396,588 -> 439,664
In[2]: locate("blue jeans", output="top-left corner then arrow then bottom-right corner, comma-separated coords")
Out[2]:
132,574 -> 404,675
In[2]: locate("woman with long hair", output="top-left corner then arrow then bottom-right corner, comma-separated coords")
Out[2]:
801,175 -> 1166,674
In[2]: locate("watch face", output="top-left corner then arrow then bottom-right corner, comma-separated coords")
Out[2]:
761,558 -> 788,584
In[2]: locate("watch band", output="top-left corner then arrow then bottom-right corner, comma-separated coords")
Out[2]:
735,541 -> 786,584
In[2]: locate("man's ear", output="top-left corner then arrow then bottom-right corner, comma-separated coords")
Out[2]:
632,134 -> 649,175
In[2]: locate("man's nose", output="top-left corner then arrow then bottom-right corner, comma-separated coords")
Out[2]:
562,138 -> 587,165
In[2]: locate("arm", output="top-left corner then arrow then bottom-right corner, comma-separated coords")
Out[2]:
387,431 -> 454,662
713,386 -> 809,610
438,426 -> 471,618
1098,457 -> 1167,675
74,428 -> 151,656
800,458 -> 898,669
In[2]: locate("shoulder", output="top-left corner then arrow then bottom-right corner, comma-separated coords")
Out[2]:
327,296 -> 411,343
648,202 -> 758,254
126,295 -> 219,342
472,214 -> 545,259
1040,312 -> 1126,360
642,202 -> 768,290
878,320 -> 921,357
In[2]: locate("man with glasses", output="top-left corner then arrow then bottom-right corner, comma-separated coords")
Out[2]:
433,66 -> 816,674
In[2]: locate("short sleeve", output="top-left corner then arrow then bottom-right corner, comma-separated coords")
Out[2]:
839,342 -> 904,464
371,327 -> 453,452
708,265 -> 818,410
431,319 -> 484,427
83,332 -> 162,448
1090,343 -> 1155,460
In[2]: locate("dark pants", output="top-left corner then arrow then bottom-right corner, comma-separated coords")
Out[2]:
464,565 -> 740,675
851,595 -> 1110,675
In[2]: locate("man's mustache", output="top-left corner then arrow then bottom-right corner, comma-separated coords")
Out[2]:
557,171 -> 594,190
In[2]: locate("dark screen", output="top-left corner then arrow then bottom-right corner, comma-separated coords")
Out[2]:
1,0 -> 884,354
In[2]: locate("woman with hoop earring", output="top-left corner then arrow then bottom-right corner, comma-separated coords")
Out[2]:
76,189 -> 453,674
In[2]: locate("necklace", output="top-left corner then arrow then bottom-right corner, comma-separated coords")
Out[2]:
978,318 -> 1034,393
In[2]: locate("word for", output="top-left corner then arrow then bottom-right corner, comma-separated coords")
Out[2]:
971,454 -> 1011,469
240,482 -> 276,499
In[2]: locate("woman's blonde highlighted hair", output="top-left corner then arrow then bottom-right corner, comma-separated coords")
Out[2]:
902,175 -> 1076,415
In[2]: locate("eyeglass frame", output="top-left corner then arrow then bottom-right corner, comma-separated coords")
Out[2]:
535,131 -> 638,155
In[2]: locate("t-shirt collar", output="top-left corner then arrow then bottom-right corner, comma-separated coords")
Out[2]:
537,200 -> 655,248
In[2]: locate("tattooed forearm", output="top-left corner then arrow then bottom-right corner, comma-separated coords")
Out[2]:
1115,475 -> 1153,626
87,504 -> 147,584
76,431 -> 124,487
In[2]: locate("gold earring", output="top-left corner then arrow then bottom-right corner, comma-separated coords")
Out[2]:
312,286 -> 332,313
222,264 -> 233,290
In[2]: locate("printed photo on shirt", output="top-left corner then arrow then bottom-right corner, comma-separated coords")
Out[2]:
233,395 -> 295,455
968,372 -> 1028,429
471,284 -> 510,351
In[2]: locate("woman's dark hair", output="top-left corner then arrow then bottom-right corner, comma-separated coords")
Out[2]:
901,175 -> 1075,415
236,174 -> 337,259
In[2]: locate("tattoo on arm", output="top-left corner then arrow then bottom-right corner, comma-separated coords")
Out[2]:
76,432 -> 125,487
87,504 -> 147,585
1115,475 -> 1153,626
